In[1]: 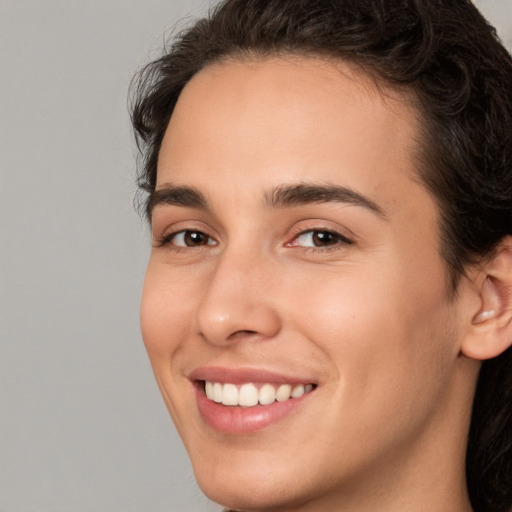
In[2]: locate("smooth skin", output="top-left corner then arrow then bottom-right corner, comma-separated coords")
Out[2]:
141,56 -> 512,512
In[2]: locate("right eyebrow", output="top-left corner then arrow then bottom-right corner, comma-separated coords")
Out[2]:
264,183 -> 386,218
147,184 -> 208,219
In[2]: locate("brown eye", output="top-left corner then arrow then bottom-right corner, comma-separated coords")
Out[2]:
311,231 -> 340,246
168,230 -> 216,247
293,230 -> 352,248
184,231 -> 209,246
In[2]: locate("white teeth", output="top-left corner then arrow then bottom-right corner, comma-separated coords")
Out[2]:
276,384 -> 292,402
213,382 -> 223,403
239,383 -> 259,406
205,381 -> 213,399
291,384 -> 305,398
222,383 -> 238,406
258,383 -> 276,405
204,381 -> 314,407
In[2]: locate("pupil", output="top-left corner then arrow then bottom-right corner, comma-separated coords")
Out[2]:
185,231 -> 207,246
313,231 -> 337,246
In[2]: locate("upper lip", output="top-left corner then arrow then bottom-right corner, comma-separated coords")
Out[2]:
189,366 -> 318,385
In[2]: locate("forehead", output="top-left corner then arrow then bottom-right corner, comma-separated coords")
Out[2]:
157,55 -> 428,219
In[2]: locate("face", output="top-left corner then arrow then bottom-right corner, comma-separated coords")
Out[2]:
141,57 -> 473,511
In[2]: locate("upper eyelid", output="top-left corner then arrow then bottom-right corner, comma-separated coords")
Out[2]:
293,227 -> 349,237
288,228 -> 353,245
287,220 -> 355,241
157,228 -> 217,245
152,218 -> 217,238
155,228 -> 352,253
152,219 -> 356,246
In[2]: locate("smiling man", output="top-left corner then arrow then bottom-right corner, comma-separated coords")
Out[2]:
130,1 -> 512,511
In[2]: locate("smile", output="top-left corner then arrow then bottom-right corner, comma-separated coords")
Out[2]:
204,381 -> 315,407
190,369 -> 318,433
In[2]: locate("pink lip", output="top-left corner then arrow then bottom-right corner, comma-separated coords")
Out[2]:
189,366 -> 315,386
189,367 -> 317,434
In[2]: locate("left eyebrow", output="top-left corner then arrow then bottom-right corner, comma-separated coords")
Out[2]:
147,183 -> 208,219
264,183 -> 386,218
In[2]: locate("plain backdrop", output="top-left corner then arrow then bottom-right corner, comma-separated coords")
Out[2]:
0,1 -> 510,511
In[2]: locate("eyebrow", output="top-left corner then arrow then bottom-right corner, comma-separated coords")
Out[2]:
148,182 -> 385,219
147,184 -> 208,218
265,183 -> 386,217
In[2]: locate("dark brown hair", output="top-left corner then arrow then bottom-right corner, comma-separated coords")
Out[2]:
130,1 -> 512,510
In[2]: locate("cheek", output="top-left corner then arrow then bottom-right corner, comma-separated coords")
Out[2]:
140,265 -> 201,432
140,265 -> 195,360
290,259 -> 457,413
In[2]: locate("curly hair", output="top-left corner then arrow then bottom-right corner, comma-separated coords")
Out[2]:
130,1 -> 512,510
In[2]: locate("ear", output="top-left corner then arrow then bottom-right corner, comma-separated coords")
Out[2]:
461,237 -> 512,360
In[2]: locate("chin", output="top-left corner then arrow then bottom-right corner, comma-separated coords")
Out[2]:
198,478 -> 306,512
190,448 -> 326,512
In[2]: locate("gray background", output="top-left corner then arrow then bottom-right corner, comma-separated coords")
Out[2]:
0,1 -> 510,511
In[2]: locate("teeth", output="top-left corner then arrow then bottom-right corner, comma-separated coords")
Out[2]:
205,381 -> 213,399
213,382 -> 223,403
222,383 -> 238,406
291,384 -> 305,398
239,383 -> 259,406
276,384 -> 292,402
258,384 -> 276,405
204,381 -> 314,407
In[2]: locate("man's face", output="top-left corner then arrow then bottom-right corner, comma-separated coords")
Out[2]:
141,56 -> 473,510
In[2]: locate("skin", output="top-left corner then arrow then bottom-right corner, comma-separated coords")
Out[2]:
141,56 -> 482,511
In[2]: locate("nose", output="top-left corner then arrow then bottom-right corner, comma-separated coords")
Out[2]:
196,248 -> 282,347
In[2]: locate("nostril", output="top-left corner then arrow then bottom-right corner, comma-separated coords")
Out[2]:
197,295 -> 282,346
236,329 -> 258,335
226,329 -> 260,341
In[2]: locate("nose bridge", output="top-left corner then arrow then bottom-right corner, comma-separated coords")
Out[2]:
196,243 -> 281,345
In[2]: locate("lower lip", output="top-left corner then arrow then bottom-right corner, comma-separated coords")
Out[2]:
194,384 -> 310,434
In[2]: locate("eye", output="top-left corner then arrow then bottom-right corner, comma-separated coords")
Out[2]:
160,230 -> 216,248
288,229 -> 353,248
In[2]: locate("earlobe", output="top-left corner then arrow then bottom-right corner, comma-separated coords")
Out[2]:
462,237 -> 512,361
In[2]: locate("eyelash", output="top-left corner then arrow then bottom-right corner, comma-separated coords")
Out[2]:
286,228 -> 354,250
156,230 -> 217,249
156,228 -> 353,251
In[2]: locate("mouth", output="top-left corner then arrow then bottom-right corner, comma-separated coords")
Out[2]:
203,381 -> 315,407
190,368 -> 318,434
